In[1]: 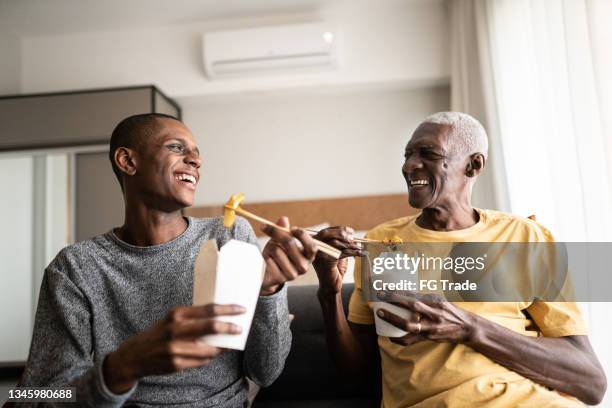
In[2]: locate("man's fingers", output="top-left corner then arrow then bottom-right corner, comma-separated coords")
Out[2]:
314,226 -> 359,250
313,250 -> 337,264
339,248 -> 363,258
394,289 -> 419,298
168,304 -> 246,322
389,334 -> 426,346
261,217 -> 313,275
321,238 -> 362,258
199,303 -> 247,318
263,257 -> 282,285
263,257 -> 285,288
379,292 -> 439,321
327,239 -> 362,252
418,292 -> 446,306
169,318 -> 242,339
313,229 -> 360,261
260,216 -> 290,241
391,299 -> 438,321
291,228 -> 317,261
274,235 -> 311,274
377,308 -> 436,335
268,244 -> 302,279
165,341 -> 224,359
376,308 -> 408,331
276,216 -> 290,228
315,226 -> 354,240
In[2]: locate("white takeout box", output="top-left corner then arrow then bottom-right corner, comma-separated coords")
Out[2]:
192,239 -> 265,350
372,302 -> 412,338
369,250 -> 416,338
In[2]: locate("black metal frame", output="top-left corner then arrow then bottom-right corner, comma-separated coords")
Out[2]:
0,84 -> 182,119
0,85 -> 182,152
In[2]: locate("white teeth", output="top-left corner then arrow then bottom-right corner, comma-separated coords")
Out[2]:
410,180 -> 429,185
176,174 -> 196,184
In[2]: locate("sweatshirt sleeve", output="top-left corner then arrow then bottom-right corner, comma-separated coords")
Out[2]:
18,266 -> 136,407
242,284 -> 292,387
231,216 -> 258,246
232,215 -> 291,386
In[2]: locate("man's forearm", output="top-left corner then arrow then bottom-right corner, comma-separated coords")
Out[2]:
244,286 -> 292,387
24,360 -> 136,407
317,290 -> 370,372
467,315 -> 605,404
103,350 -> 138,394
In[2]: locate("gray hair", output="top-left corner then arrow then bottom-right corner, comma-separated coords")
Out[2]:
421,111 -> 488,160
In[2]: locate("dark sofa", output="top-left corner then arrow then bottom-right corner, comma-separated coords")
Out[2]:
253,284 -> 380,408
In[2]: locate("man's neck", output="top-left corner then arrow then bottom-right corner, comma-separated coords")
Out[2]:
116,202 -> 188,247
416,202 -> 478,232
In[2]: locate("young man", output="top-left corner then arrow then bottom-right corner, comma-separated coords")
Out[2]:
313,112 -> 606,407
19,113 -> 316,407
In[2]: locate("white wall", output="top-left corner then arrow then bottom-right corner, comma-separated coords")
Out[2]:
183,86 -> 450,206
20,0 -> 449,97
15,0 -> 452,207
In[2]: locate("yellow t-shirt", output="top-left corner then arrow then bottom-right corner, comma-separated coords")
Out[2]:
348,209 -> 587,408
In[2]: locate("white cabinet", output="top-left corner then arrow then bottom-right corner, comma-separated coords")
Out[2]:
0,157 -> 33,363
0,154 -> 70,364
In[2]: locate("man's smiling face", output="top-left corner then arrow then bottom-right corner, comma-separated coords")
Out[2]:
133,118 -> 202,210
402,123 -> 469,209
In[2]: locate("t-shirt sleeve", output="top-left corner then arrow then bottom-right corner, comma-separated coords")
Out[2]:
347,254 -> 375,325
524,223 -> 587,337
525,301 -> 587,337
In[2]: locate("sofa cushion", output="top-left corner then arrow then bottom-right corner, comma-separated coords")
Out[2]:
254,284 -> 379,405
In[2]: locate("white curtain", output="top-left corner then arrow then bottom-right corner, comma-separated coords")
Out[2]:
449,0 -> 510,212
451,1 -> 612,405
480,0 -> 612,241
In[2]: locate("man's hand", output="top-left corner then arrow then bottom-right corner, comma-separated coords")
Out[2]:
376,291 -> 476,346
312,226 -> 363,295
103,303 -> 245,394
260,217 -> 318,296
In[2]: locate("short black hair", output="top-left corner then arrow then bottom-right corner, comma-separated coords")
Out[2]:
108,113 -> 181,188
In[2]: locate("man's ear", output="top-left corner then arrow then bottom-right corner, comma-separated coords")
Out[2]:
466,153 -> 485,177
114,147 -> 138,178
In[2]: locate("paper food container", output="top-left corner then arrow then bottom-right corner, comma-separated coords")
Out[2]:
372,302 -> 412,338
192,239 -> 265,350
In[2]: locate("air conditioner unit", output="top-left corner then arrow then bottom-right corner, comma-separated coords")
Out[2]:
203,23 -> 338,78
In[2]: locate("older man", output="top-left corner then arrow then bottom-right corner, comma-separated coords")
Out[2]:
313,112 -> 606,407
19,113 -> 316,407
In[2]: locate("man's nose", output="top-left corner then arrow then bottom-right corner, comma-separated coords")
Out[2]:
402,154 -> 423,174
185,151 -> 202,168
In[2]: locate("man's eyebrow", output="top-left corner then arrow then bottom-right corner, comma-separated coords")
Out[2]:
406,143 -> 434,150
405,144 -> 446,155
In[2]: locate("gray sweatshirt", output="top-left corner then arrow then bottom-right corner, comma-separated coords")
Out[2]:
19,216 -> 291,407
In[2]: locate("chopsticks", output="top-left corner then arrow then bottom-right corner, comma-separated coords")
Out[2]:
223,193 -> 384,258
303,228 -> 379,243
229,206 -> 342,259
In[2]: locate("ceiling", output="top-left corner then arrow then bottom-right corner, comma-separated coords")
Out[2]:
0,0 -> 332,37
